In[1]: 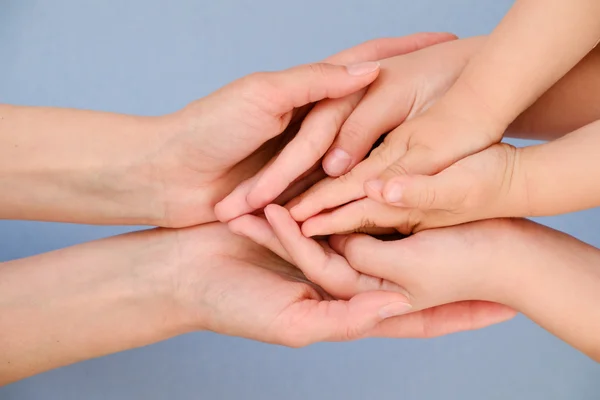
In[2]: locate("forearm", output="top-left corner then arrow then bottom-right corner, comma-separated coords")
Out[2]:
0,105 -> 168,224
507,44 -> 600,139
492,219 -> 600,361
508,120 -> 600,216
448,0 -> 600,133
0,228 -> 192,384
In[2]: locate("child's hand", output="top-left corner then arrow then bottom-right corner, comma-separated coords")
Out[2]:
293,143 -> 523,235
215,35 -> 484,222
288,85 -> 508,224
228,205 -> 516,338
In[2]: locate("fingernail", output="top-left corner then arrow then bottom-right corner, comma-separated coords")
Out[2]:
378,302 -> 412,319
346,61 -> 380,76
324,148 -> 352,176
365,180 -> 384,194
384,183 -> 403,203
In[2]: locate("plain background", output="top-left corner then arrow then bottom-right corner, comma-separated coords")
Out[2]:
1,0 -> 599,398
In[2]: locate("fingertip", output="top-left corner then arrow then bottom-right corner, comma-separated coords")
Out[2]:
300,220 -> 317,238
323,148 -> 352,177
214,199 -> 236,223
382,180 -> 404,204
245,187 -> 271,210
289,203 -> 310,222
364,180 -> 386,203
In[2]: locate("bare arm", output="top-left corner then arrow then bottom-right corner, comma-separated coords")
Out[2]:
0,227 -> 190,384
449,0 -> 600,133
0,105 -> 167,224
508,44 -> 600,139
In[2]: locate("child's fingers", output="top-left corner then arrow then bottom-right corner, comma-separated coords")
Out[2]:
365,173 -> 463,211
264,204 -> 404,299
322,76 -> 416,177
246,92 -> 364,210
301,198 -> 416,237
327,233 -> 401,283
289,152 -> 389,222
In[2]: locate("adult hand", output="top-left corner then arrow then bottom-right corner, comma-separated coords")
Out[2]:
211,33 -> 460,222
228,205 -> 517,338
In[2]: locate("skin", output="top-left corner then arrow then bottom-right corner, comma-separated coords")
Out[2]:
6,33 -> 509,384
335,0 -> 600,190
296,120 -> 600,236
219,36 -> 600,224
0,33 -> 456,227
231,207 -> 600,362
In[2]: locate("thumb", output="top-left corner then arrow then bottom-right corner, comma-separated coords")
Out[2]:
258,61 -> 381,114
284,291 -> 412,345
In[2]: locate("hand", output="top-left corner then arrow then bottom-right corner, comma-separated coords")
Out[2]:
228,205 -> 517,338
284,40 -> 513,225
215,33 -> 465,221
170,222 -> 414,346
297,143 -> 522,236
137,33 -> 458,228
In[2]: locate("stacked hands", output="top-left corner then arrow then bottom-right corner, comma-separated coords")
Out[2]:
3,31 -> 600,384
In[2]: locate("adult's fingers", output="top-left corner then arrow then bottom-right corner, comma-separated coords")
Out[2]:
277,291 -> 412,347
264,204 -> 405,299
363,301 -> 517,339
322,33 -> 458,65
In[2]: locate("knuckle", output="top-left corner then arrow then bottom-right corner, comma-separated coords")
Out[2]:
418,185 -> 437,209
386,162 -> 410,177
307,62 -> 330,78
340,119 -> 368,143
397,208 -> 422,234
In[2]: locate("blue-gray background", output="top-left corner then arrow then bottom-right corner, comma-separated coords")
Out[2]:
1,1 -> 598,399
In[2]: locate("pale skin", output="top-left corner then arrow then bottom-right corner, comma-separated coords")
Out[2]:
0,33 -> 456,227
4,34 -> 517,384
230,206 -> 600,362
246,38 -> 600,236
217,34 -> 600,223
218,0 -> 600,217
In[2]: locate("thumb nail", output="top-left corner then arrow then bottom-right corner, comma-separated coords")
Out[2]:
378,301 -> 412,319
346,61 -> 380,76
324,148 -> 352,176
384,182 -> 403,203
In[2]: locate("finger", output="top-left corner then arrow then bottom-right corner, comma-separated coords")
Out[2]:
322,78 -> 415,177
377,144 -> 443,184
228,214 -> 293,264
264,62 -> 381,114
364,301 -> 517,339
280,291 -> 412,346
365,172 -> 462,211
327,233 -> 401,283
323,33 -> 458,64
246,92 -> 364,209
275,167 -> 327,209
289,153 -> 389,222
264,204 -> 404,299
215,165 -> 270,222
300,198 -> 413,237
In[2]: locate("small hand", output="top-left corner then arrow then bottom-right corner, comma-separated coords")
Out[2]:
228,205 -> 516,338
288,40 -> 512,224
297,143 -> 523,236
215,33 -> 461,221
